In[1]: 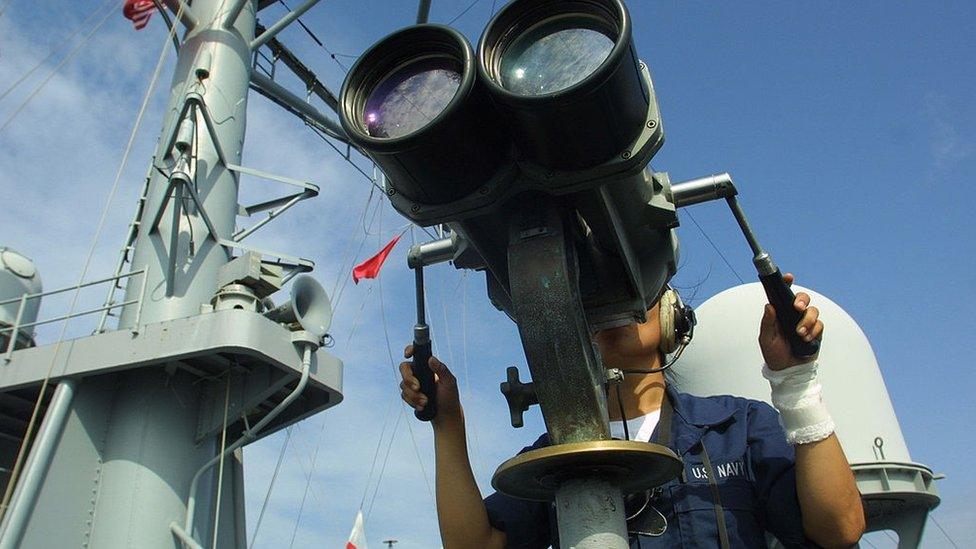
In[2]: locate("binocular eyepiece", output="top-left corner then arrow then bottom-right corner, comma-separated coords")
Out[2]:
339,0 -> 661,217
339,0 -> 677,331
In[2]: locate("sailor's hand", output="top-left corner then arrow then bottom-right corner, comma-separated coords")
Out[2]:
400,345 -> 463,428
759,273 -> 823,370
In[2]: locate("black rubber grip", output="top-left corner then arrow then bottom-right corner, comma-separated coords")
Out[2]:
759,269 -> 820,359
411,339 -> 437,421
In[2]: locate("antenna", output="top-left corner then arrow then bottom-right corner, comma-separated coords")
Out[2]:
0,1 -> 350,547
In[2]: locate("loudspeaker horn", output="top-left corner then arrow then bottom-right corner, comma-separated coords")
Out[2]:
264,275 -> 333,339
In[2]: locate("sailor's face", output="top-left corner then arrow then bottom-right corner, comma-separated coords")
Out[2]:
593,302 -> 662,362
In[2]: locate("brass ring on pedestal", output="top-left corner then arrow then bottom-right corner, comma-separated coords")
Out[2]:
491,440 -> 683,501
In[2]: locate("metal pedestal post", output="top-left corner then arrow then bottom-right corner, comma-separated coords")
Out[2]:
555,478 -> 629,549
495,206 -> 681,549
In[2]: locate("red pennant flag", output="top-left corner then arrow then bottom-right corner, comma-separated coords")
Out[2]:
123,0 -> 156,30
352,235 -> 401,284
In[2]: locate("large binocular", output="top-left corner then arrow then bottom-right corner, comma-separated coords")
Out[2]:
339,0 -> 679,330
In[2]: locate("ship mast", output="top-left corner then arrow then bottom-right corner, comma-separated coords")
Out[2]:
0,1 -> 346,547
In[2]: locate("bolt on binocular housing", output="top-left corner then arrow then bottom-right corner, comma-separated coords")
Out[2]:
339,0 -> 676,329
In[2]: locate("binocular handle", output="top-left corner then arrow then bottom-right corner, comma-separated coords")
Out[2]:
411,336 -> 438,422
759,269 -> 820,359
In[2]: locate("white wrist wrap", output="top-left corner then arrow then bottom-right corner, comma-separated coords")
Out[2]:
762,362 -> 835,445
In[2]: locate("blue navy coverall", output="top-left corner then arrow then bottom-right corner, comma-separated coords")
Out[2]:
484,386 -> 812,548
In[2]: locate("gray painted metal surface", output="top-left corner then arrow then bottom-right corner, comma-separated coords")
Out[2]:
671,283 -> 940,547
554,478 -> 630,549
119,0 -> 255,328
0,309 -> 341,401
0,1 -> 345,547
0,379 -> 75,549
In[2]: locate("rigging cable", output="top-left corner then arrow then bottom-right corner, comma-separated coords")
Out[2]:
330,190 -> 381,314
357,382 -> 397,511
447,0 -> 483,25
287,418 -> 328,549
680,209 -> 745,284
368,208 -> 435,518
929,514 -> 960,549
0,3 -> 117,134
377,241 -> 433,499
366,406 -> 403,520
210,375 -> 233,549
248,427 -> 293,549
329,184 -> 376,300
0,0 -> 116,105
150,0 -> 181,52
459,271 -> 486,478
275,0 -> 351,73
0,2 -> 184,517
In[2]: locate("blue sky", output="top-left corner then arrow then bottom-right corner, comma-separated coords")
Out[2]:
0,1 -> 973,547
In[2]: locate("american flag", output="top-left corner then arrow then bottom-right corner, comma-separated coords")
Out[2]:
123,0 -> 156,30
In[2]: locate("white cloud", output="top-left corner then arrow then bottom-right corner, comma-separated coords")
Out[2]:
924,92 -> 975,173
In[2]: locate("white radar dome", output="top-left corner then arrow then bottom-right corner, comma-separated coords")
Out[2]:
669,283 -> 939,546
0,246 -> 42,350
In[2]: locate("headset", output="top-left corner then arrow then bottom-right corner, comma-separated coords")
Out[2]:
658,286 -> 697,355
600,286 -> 697,377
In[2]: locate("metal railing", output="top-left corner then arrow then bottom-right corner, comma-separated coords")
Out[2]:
0,268 -> 148,362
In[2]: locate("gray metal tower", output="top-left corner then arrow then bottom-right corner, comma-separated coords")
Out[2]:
0,1 -> 350,547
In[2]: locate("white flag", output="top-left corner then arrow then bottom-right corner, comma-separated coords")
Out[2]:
345,509 -> 368,549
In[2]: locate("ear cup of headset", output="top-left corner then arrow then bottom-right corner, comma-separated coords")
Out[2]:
659,289 -> 679,354
659,288 -> 696,355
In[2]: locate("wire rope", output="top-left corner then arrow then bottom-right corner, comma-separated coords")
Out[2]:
329,190 -> 380,314
459,271 -> 486,478
150,0 -> 181,52
0,0 -> 116,105
366,407 -> 402,520
447,0 -> 482,25
929,514 -> 960,549
0,4 -> 117,134
366,208 -> 434,519
275,0 -> 351,73
287,418 -> 328,549
210,375 -> 233,549
681,209 -> 745,284
358,386 -> 397,510
343,284 -> 374,346
0,3 -> 183,517
248,426 -> 293,549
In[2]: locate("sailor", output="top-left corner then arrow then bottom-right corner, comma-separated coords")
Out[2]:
399,275 -> 866,548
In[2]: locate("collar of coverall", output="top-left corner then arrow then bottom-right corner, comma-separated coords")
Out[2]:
663,386 -> 738,455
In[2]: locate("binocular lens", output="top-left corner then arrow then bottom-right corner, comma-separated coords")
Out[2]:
499,23 -> 613,96
364,57 -> 462,139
